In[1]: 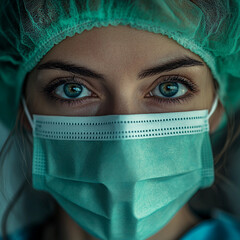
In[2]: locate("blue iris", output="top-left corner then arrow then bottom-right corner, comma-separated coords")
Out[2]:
159,82 -> 179,97
63,83 -> 83,98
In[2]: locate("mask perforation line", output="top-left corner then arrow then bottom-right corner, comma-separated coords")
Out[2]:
35,129 -> 208,140
36,115 -> 204,126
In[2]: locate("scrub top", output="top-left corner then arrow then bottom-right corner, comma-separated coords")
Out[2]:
1,210 -> 240,240
181,211 -> 240,240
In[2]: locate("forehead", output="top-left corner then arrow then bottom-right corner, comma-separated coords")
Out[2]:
38,25 -> 203,72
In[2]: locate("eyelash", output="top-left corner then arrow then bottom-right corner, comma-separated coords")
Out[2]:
147,75 -> 199,104
41,75 -> 199,106
41,77 -> 96,106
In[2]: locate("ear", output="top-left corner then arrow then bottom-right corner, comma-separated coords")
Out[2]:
209,99 -> 225,133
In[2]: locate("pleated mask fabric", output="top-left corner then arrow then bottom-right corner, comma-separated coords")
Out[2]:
20,96 -> 218,240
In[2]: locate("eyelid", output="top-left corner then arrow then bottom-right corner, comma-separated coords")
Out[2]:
42,76 -> 98,96
41,77 -> 101,107
148,75 -> 199,95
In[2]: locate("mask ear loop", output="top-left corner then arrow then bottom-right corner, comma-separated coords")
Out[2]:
207,96 -> 218,120
21,98 -> 34,129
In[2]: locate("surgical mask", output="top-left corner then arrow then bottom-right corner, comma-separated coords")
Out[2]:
22,98 -> 218,240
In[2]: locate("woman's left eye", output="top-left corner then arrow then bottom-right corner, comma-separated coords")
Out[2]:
55,82 -> 92,99
151,81 -> 188,98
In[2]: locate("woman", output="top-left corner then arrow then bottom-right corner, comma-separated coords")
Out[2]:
1,0 -> 240,239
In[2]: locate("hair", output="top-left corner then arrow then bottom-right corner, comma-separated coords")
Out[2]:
0,106 -> 34,239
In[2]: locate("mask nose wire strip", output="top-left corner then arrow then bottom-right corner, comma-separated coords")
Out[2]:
22,98 -> 34,129
207,96 -> 218,120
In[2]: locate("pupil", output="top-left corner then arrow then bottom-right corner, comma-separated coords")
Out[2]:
159,82 -> 178,97
64,83 -> 83,98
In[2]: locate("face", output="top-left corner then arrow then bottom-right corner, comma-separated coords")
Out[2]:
23,25 -> 224,239
24,25 -> 222,131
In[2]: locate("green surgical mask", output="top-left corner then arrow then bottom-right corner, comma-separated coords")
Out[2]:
22,98 -> 218,240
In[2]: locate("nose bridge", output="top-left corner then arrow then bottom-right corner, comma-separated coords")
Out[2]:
102,80 -> 141,115
106,95 -> 137,115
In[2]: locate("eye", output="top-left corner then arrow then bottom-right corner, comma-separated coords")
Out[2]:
151,81 -> 188,98
55,82 -> 92,99
146,75 -> 199,104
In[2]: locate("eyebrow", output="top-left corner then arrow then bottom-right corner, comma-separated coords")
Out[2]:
37,56 -> 204,80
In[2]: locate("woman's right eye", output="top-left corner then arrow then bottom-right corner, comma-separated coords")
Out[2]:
55,82 -> 92,99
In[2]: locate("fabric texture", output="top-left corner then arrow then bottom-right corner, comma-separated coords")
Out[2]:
30,111 -> 214,239
0,0 -> 240,129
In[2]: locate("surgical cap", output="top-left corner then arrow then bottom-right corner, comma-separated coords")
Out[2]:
0,0 -> 240,129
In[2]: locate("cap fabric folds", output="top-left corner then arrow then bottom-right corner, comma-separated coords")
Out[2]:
0,0 -> 240,128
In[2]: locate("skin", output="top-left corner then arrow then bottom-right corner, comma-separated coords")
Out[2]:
24,25 -> 224,240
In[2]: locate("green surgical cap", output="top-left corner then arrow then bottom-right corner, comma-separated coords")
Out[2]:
0,0 -> 240,129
